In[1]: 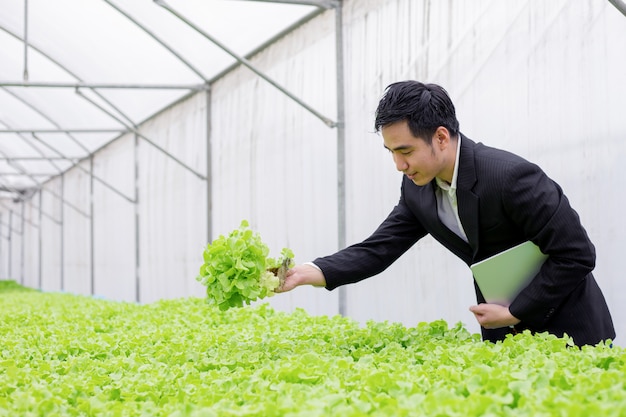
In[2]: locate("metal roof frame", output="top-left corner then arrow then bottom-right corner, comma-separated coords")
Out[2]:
0,0 -> 348,312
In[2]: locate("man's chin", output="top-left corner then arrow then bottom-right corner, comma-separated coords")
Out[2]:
411,177 -> 429,186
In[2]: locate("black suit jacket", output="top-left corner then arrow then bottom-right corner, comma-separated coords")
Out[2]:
315,135 -> 615,346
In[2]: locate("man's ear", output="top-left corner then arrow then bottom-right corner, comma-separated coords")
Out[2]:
434,126 -> 451,149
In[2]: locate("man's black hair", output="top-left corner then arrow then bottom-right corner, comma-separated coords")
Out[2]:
374,81 -> 460,142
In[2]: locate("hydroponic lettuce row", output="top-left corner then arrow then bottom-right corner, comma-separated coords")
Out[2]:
196,220 -> 294,310
0,281 -> 624,417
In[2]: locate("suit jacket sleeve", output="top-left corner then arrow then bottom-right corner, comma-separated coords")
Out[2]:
314,183 -> 428,291
502,161 -> 596,328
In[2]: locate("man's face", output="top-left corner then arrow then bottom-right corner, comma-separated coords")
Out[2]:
382,120 -> 449,186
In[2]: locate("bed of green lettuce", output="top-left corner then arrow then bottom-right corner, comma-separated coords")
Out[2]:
0,280 -> 624,417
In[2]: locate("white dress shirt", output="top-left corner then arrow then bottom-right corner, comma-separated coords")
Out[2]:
434,135 -> 467,242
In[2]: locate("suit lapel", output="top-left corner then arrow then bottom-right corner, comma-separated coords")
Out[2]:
456,135 -> 480,259
414,178 -> 474,262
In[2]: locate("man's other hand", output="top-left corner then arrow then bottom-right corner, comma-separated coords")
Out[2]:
469,303 -> 521,329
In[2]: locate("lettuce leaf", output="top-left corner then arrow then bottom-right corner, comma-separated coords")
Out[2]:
196,220 -> 293,310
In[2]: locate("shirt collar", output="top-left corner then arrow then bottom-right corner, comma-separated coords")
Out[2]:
435,135 -> 462,193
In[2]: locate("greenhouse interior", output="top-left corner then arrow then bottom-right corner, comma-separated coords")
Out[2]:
1,0 -> 626,415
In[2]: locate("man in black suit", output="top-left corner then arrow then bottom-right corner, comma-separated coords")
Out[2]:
278,80 -> 615,347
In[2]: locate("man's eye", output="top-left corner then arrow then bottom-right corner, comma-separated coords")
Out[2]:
401,151 -> 412,156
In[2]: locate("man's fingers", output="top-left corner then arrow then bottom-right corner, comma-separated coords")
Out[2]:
469,304 -> 484,315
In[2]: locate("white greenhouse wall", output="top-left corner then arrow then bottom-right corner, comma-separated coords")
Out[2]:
39,178 -> 63,292
91,134 -> 137,302
136,92 -> 209,303
22,203 -> 39,289
210,10 -> 341,316
62,160 -> 91,296
1,0 -> 624,345
0,201 -> 25,282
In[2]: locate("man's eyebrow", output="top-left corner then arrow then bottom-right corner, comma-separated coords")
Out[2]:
384,144 -> 413,152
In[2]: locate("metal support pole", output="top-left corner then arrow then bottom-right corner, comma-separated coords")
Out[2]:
90,156 -> 95,296
134,133 -> 140,303
60,175 -> 65,290
8,210 -> 12,278
23,0 -> 29,81
334,1 -> 347,316
206,89 -> 212,244
20,203 -> 24,284
0,213 -> 2,278
38,191 -> 42,289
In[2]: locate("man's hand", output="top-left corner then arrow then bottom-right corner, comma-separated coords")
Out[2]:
469,303 -> 521,329
275,264 -> 326,293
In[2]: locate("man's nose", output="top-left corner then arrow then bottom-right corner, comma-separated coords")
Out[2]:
393,154 -> 408,172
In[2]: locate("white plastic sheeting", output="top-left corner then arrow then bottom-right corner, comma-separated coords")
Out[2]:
91,137 -> 137,301
1,0 -> 625,345
136,94 -> 208,303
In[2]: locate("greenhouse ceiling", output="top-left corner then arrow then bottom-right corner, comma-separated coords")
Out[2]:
0,0 -> 332,199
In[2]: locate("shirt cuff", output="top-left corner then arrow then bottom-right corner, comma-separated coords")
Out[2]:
304,261 -> 321,271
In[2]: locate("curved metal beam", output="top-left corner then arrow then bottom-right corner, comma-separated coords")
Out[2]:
31,134 -> 136,204
0,153 -> 89,218
0,26 -> 209,184
0,81 -> 203,90
1,87 -> 90,155
0,25 -> 188,137
609,0 -> 626,16
0,194 -> 57,226
0,88 -> 135,203
155,0 -> 338,128
75,89 -> 208,181
0,25 -> 129,140
104,0 -> 208,82
245,0 -> 338,7
0,129 -> 123,134
23,0 -> 29,81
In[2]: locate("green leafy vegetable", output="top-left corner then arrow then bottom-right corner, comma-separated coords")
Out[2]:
0,279 -> 36,293
196,220 -> 294,310
0,285 -> 624,417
